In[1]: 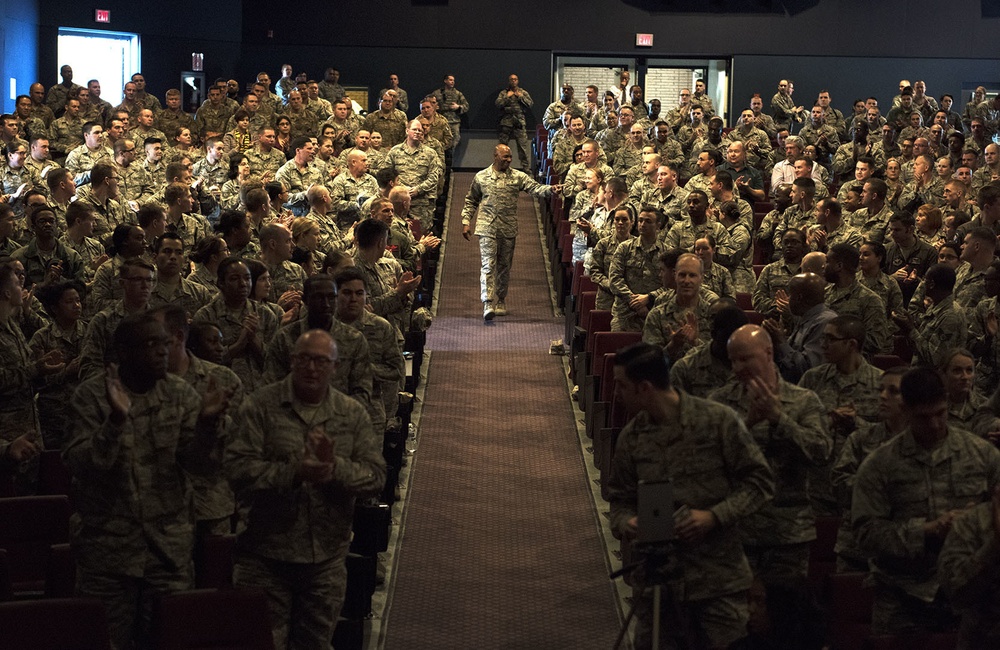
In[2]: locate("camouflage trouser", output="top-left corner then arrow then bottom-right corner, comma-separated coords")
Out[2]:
871,583 -> 958,635
76,557 -> 194,650
498,125 -> 531,171
744,542 -> 810,581
234,548 -> 349,650
633,585 -> 748,650
478,234 -> 516,304
410,199 -> 435,233
448,122 -> 462,151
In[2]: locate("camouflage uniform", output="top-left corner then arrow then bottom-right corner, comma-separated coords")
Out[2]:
180,354 -> 243,535
265,260 -> 307,302
148,277 -> 214,320
245,146 -> 287,178
128,158 -> 167,205
64,372 -> 220,650
968,297 -> 1000,396
661,217 -> 731,255
607,393 -> 774,650
849,204 -> 892,245
79,301 -> 150,378
495,87 -> 534,171
724,127 -> 773,168
641,185 -> 690,229
0,318 -> 41,491
274,159 -> 326,206
59,232 -> 106,284
899,176 -> 947,209
226,376 -> 385,650
352,252 -> 411,338
710,377 -> 832,579
431,86 -> 470,149
155,109 -> 197,141
588,234 -> 629,310
825,281 -> 891,355
0,162 -> 33,223
798,122 -> 841,165
12,237 -> 85,287
642,293 -> 714,358
25,318 -> 84,450
346,309 -> 404,426
317,81 -> 345,104
799,360 -> 883,516
90,256 -> 130,313
654,137 -> 686,170
595,127 -> 624,159
329,172 -> 378,219
192,157 -> 229,191
387,141 -> 442,232
165,213 -> 212,252
954,264 -> 988,311
911,295 -> 967,367
609,237 -> 667,332
668,343 -> 733,399
48,114 -> 85,158
283,107 -> 319,142
64,144 -> 113,179
79,192 -> 131,241
858,270 -> 904,322
771,204 -> 815,252
563,162 -> 613,197
363,110 -> 408,149
938,500 -> 1000,649
22,156 -> 59,199
724,220 -> 756,294
192,296 -> 280,393
701,264 -> 735,299
195,102 -> 234,140
552,134 -> 589,178
852,427 -> 1000,633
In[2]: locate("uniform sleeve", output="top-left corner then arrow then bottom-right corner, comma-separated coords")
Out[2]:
772,388 -> 832,466
609,243 -> 632,298
327,402 -> 386,497
709,413 -> 775,526
938,506 -> 1000,608
225,399 -> 299,494
606,422 -> 639,538
852,450 -> 929,560
63,378 -> 128,472
461,175 -> 483,226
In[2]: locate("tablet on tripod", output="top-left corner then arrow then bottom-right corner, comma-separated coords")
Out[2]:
637,480 -> 676,544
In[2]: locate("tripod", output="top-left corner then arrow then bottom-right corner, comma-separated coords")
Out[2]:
610,542 -> 691,650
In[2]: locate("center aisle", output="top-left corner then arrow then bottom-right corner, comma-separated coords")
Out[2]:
380,172 -> 622,648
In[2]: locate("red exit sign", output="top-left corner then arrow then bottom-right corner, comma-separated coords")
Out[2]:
95,9 -> 110,23
635,33 -> 653,47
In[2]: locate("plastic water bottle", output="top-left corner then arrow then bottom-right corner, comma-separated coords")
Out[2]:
405,423 -> 418,454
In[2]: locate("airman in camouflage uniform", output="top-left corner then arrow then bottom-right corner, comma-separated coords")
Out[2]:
28,304 -> 86,450
228,329 -> 386,650
245,128 -> 287,178
669,302 -> 749,399
609,209 -> 665,332
608,342 -> 774,650
710,325 -> 832,580
938,493 -> 1000,649
495,74 -> 534,172
431,75 -> 470,149
264,308 -> 376,423
589,214 -> 633,311
895,265 -> 967,367
642,254 -> 715,360
853,366 -> 1000,634
48,100 -> 85,160
387,120 -> 443,232
193,288 -> 279,394
364,94 -> 408,149
462,144 -> 558,317
195,85 -> 234,141
64,313 -> 228,650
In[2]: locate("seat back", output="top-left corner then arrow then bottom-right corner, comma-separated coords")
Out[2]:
0,495 -> 71,593
152,588 -> 275,650
0,598 -> 112,650
194,535 -> 236,589
577,291 -> 598,327
585,311 -> 613,353
809,515 -> 841,585
592,332 -> 643,379
824,572 -> 873,650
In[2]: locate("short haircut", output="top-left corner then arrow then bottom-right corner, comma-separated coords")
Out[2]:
333,267 -> 367,290
829,314 -> 865,350
166,162 -> 188,182
64,201 -> 94,228
864,178 -> 887,200
792,177 -> 816,194
290,135 -> 312,153
119,257 -> 155,278
90,162 -> 114,186
152,232 -> 183,253
354,218 -> 389,248
828,243 -> 860,272
900,367 -> 945,405
137,204 -> 165,229
889,211 -> 915,228
820,198 -> 842,220
701,149 -> 721,166
113,311 -> 162,356
978,182 -> 1000,209
164,182 -> 190,206
46,167 -> 72,194
259,223 -> 289,247
613,341 -> 671,389
245,187 -> 269,212
968,226 -> 996,248
215,209 -> 247,237
925,263 -> 956,293
714,170 -> 733,192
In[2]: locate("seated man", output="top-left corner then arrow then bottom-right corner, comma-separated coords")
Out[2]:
892,263 -> 967,367
643,252 -> 714,362
608,341 -> 773,650
669,299 -> 748,399
763,272 -> 837,384
853,366 -> 1000,634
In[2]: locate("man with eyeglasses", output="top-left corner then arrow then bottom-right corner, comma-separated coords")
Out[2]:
230,328 -> 385,650
66,310 -> 231,649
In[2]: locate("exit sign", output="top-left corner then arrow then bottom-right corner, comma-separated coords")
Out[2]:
635,33 -> 653,47
95,9 -> 110,23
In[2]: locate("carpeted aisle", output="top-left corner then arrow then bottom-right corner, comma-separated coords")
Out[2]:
381,173 -> 622,648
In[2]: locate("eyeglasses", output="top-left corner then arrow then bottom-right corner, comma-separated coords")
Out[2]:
292,354 -> 336,369
821,334 -> 850,343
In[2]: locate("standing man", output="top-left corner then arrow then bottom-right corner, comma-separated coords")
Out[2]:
64,311 -> 230,649
495,74 -> 534,173
607,341 -> 774,650
462,144 -> 560,320
386,120 -> 442,235
432,74 -> 470,153
227,329 -> 385,650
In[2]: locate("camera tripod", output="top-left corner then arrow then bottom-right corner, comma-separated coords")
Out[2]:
610,542 -> 692,650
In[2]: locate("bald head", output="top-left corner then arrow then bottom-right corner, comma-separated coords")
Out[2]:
728,324 -> 773,356
788,272 -> 827,315
294,329 -> 337,359
727,325 -> 775,384
801,251 -> 826,275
